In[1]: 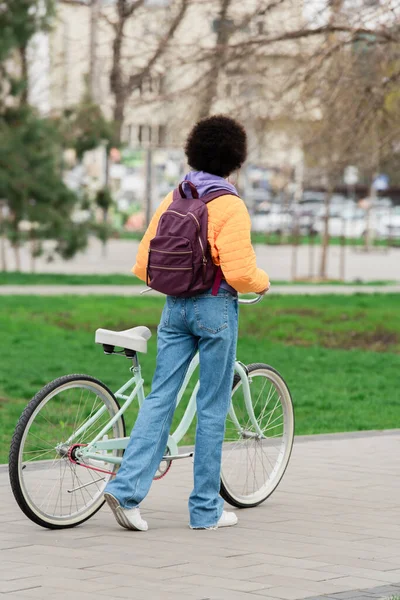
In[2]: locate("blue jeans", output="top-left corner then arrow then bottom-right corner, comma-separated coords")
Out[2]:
104,288 -> 238,528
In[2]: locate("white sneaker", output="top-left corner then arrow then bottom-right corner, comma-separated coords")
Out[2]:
191,510 -> 238,530
104,493 -> 148,531
217,511 -> 238,528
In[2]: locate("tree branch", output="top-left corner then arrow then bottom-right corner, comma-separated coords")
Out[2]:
228,24 -> 400,51
126,0 -> 190,93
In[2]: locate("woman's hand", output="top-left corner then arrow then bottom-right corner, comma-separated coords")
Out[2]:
258,282 -> 271,295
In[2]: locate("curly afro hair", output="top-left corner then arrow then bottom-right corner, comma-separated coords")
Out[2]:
184,115 -> 247,178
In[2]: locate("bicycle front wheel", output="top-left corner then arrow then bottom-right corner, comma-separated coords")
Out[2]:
220,363 -> 294,508
9,374 -> 126,529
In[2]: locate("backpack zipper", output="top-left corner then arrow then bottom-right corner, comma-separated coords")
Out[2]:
149,266 -> 191,270
186,213 -> 207,279
163,209 -> 186,218
188,213 -> 207,281
151,249 -> 192,254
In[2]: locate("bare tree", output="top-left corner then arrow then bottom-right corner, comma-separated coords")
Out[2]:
197,0 -> 234,119
105,0 -> 190,143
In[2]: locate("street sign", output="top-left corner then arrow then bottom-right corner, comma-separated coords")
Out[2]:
344,166 -> 359,186
372,174 -> 389,191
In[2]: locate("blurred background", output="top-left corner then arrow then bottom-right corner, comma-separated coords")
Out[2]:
2,0 -> 400,282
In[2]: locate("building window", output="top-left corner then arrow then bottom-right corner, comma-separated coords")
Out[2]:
212,18 -> 235,34
145,0 -> 170,7
138,74 -> 165,97
130,124 -> 167,147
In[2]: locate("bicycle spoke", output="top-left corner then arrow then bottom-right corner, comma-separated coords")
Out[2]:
15,377 -> 124,526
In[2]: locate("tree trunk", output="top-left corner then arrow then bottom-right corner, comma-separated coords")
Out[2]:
364,179 -> 377,252
319,187 -> 333,279
0,206 -> 7,272
14,244 -> 21,272
339,214 -> 346,281
0,235 -> 7,272
291,154 -> 304,281
19,46 -> 29,105
30,231 -> 37,273
308,224 -> 315,279
89,0 -> 100,102
291,220 -> 300,281
30,245 -> 36,273
198,0 -> 233,119
102,207 -> 108,257
113,94 -> 125,145
110,14 -> 126,144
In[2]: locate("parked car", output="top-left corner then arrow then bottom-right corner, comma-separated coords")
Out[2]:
251,208 -> 292,234
313,206 -> 400,240
376,207 -> 400,239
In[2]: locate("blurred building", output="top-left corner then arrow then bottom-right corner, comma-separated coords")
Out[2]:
27,0 -> 393,186
28,0 -> 306,172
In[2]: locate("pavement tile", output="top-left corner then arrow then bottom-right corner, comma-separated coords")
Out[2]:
257,566 -> 347,582
163,585 -> 280,600
1,595 -> 44,600
83,564 -> 193,581
7,576 -> 117,593
240,556 -> 333,571
318,592 -> 377,599
7,587 -> 115,600
170,574 -> 271,593
365,584 -> 400,593
305,556 -> 400,572
254,586 -> 320,599
109,591 -> 198,600
0,577 -> 43,594
313,565 -> 400,584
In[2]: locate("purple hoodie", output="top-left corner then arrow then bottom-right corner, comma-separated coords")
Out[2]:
181,170 -> 238,295
182,170 -> 239,198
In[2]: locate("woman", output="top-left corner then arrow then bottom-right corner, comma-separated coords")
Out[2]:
104,115 -> 270,530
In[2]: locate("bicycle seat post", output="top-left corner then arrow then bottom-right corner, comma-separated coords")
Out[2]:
129,351 -> 140,373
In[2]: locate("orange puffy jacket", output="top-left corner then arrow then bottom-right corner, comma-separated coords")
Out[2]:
132,192 -> 269,294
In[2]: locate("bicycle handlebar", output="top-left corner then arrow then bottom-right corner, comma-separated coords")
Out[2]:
238,294 -> 264,305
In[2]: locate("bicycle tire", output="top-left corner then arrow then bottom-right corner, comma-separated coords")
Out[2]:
9,374 -> 126,529
220,363 -> 294,508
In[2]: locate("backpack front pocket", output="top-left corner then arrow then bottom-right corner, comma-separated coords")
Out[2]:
147,236 -> 193,295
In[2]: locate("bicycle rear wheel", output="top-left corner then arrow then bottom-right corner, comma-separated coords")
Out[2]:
9,374 -> 126,529
220,363 -> 294,508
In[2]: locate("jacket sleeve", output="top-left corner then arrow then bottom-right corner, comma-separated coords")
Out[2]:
215,197 -> 269,294
132,192 -> 173,281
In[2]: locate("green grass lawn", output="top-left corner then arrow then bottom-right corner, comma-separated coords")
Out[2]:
0,294 -> 399,463
0,272 -> 397,286
0,272 -> 143,285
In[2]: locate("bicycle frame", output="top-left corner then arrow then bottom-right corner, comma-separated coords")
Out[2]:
73,351 -> 262,466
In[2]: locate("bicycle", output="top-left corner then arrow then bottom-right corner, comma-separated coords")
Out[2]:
9,293 -> 294,529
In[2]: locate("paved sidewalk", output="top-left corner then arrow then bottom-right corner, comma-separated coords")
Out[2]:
1,430 -> 399,600
1,284 -> 400,296
3,237 -> 400,281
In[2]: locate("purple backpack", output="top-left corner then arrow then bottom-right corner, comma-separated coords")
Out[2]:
147,182 -> 236,297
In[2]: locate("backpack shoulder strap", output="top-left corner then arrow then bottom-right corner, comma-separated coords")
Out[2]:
172,186 -> 239,203
201,190 -> 239,204
177,181 -> 199,199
